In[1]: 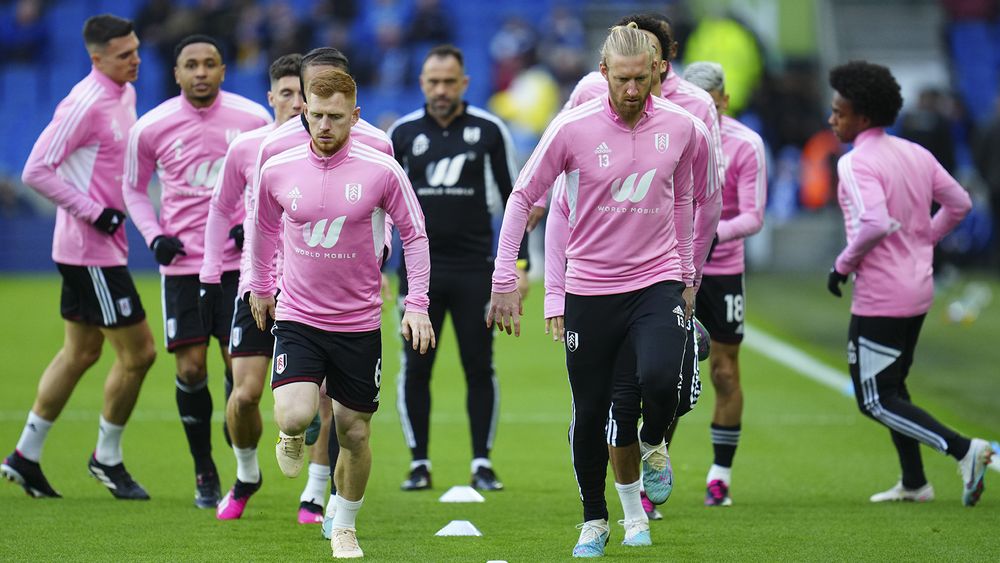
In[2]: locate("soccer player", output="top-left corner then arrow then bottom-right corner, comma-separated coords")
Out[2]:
387,44 -> 528,493
248,69 -> 434,559
826,61 -> 992,506
252,46 -> 395,538
544,13 -> 721,523
683,61 -> 767,507
1,14 -> 155,501
199,53 -> 331,522
123,34 -> 271,508
489,25 -> 706,556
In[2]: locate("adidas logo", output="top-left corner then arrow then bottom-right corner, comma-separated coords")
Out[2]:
288,187 -> 302,199
594,142 -> 611,155
673,305 -> 685,316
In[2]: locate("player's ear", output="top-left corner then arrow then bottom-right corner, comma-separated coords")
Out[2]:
351,106 -> 360,126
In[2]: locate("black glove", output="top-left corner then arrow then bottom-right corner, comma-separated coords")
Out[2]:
150,235 -> 186,266
198,283 -> 222,333
93,208 -> 126,235
827,267 -> 848,297
228,224 -> 245,250
706,233 -> 720,262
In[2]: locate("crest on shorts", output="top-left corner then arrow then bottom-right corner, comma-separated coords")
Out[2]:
463,126 -> 481,145
116,297 -> 132,317
413,133 -> 430,156
231,326 -> 242,348
166,318 -> 177,339
566,331 -> 579,352
275,353 -> 287,374
654,133 -> 669,154
345,183 -> 362,204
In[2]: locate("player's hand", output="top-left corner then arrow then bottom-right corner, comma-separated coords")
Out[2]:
706,233 -> 719,262
151,235 -> 186,266
517,268 -> 530,300
487,290 -> 522,336
249,293 -> 276,331
827,267 -> 848,297
228,224 -> 245,250
682,286 -> 696,323
526,205 -> 547,232
93,208 -> 126,235
545,315 -> 565,342
401,311 -> 435,354
198,283 -> 222,333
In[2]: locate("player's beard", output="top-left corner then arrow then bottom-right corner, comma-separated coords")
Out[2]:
429,97 -> 459,120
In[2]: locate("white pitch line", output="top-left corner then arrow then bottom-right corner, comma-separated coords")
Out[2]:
743,323 -> 1000,473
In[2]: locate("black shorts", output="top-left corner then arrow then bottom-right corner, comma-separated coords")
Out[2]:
695,273 -> 745,344
162,271 -> 238,352
270,321 -> 382,413
57,264 -> 146,328
229,296 -> 275,357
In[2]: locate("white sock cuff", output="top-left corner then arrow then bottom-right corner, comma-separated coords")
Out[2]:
335,494 -> 365,510
27,411 -> 53,430
99,415 -> 124,431
308,463 -> 331,478
707,464 -> 732,485
614,479 -> 641,494
410,459 -> 431,470
471,457 -> 492,472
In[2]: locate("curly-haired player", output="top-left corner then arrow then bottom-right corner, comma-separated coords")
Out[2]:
827,60 -> 992,506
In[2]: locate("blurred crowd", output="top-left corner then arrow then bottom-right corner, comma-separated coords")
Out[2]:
3,0 -> 1000,271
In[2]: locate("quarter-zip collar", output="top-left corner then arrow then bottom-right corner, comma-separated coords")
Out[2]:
853,127 -> 885,147
91,66 -> 128,98
307,136 -> 353,169
603,94 -> 654,131
180,89 -> 223,117
422,101 -> 468,130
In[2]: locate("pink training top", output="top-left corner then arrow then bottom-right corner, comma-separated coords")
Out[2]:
199,124 -> 273,295
662,69 -> 724,280
250,137 -> 430,332
22,67 -> 137,267
495,94 -> 699,297
123,90 -> 272,275
702,116 -> 767,276
836,127 -> 971,317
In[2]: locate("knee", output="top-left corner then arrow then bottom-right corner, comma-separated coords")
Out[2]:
66,344 -> 102,370
176,362 -> 207,384
336,417 -> 371,451
231,385 -> 262,411
710,364 -> 739,397
275,406 -> 313,435
125,343 -> 156,376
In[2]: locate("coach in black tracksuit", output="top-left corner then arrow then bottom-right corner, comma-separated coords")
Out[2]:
388,44 -> 527,492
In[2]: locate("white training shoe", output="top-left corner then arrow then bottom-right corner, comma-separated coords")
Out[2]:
959,438 -> 993,507
619,518 -> 651,547
869,481 -> 934,503
275,432 -> 305,478
331,527 -> 364,558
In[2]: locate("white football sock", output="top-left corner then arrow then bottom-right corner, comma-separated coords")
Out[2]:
331,494 -> 364,530
16,411 -> 53,462
234,446 -> 260,484
325,492 -> 338,518
95,416 -> 124,465
615,479 -> 647,523
707,464 -> 732,486
300,463 -> 330,505
471,457 -> 492,473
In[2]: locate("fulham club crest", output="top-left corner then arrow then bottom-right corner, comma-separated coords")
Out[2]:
275,353 -> 287,374
654,133 -> 669,154
345,183 -> 362,204
412,133 -> 429,156
566,331 -> 579,352
116,297 -> 133,317
463,126 -> 481,145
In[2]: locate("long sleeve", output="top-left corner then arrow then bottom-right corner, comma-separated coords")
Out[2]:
543,174 -> 569,318
22,105 -> 103,222
488,117 -> 530,264
200,144 -> 246,284
248,167 -> 282,297
122,125 -> 163,246
673,134 -> 696,286
383,169 -> 431,314
835,156 -> 896,274
717,140 -> 767,244
929,160 -> 972,243
690,114 -> 723,283
492,121 -> 568,293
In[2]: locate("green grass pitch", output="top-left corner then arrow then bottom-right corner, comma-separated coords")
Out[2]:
0,273 -> 996,561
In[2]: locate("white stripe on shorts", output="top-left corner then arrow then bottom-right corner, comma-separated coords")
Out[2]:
87,266 -> 116,326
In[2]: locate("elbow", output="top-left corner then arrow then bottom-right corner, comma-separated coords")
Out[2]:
21,163 -> 45,187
